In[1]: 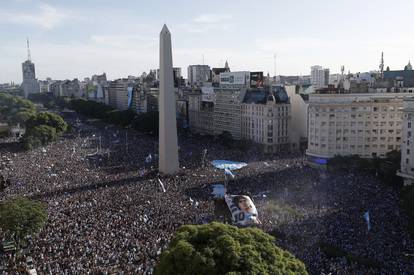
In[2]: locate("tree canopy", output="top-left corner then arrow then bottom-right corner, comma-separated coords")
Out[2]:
25,111 -> 68,134
0,197 -> 47,244
0,93 -> 36,124
155,222 -> 308,275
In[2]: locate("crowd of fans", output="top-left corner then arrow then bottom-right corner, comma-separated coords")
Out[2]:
1,113 -> 413,274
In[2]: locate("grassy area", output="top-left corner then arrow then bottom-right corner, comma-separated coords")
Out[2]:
263,201 -> 303,226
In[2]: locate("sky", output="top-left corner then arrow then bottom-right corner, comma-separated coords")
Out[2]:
1,0 -> 414,83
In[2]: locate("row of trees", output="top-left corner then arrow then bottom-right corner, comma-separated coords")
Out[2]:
28,93 -> 71,110
69,99 -> 159,134
1,93 -> 68,150
0,93 -> 37,125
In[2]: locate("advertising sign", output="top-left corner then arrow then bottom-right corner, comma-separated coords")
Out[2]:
225,194 -> 259,226
220,72 -> 250,85
201,86 -> 215,102
127,86 -> 133,108
250,71 -> 264,88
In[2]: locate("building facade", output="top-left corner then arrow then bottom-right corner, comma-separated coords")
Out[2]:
241,87 -> 291,153
187,65 -> 211,85
188,86 -> 293,152
21,60 -> 39,98
306,93 -> 413,161
188,90 -> 215,135
108,79 -> 130,110
311,65 -> 329,89
397,97 -> 414,185
213,87 -> 246,139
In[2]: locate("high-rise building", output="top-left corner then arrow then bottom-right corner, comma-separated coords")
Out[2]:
187,65 -> 211,85
397,97 -> 414,186
107,79 -> 136,111
21,39 -> 39,98
311,65 -> 329,89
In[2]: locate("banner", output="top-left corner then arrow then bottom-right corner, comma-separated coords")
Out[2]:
211,160 -> 247,170
225,194 -> 259,226
127,86 -> 133,108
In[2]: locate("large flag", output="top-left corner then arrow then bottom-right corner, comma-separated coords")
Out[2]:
157,178 -> 166,193
224,168 -> 235,179
363,211 -> 371,231
211,160 -> 247,170
224,194 -> 259,226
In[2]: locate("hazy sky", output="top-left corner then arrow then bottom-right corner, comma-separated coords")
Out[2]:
1,0 -> 414,83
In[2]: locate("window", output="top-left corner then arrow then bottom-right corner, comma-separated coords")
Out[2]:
406,158 -> 410,165
409,122 -> 412,129
408,149 -> 410,155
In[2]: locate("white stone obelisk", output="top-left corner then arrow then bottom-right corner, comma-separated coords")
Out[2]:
158,24 -> 179,174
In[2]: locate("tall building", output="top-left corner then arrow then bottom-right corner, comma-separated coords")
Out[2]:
311,65 -> 329,89
108,79 -> 137,111
397,97 -> 414,186
213,87 -> 246,139
187,65 -> 211,85
21,39 -> 39,98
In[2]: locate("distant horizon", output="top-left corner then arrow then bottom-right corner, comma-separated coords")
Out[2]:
1,0 -> 413,83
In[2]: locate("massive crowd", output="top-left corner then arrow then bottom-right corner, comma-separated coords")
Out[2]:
0,112 -> 413,274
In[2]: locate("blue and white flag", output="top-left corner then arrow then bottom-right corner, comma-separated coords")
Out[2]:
211,160 -> 247,170
145,154 -> 152,163
224,168 -> 235,179
363,211 -> 371,231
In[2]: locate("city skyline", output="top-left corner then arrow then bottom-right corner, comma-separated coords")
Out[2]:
1,0 -> 414,83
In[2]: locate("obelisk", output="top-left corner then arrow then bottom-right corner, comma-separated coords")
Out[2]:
158,24 -> 179,174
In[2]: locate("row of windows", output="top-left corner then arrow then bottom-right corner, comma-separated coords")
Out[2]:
310,143 -> 400,150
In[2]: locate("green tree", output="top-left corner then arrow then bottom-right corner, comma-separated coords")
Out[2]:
21,125 -> 58,150
0,93 -> 36,123
131,111 -> 159,134
25,112 -> 68,134
155,222 -> 308,275
0,197 -> 47,245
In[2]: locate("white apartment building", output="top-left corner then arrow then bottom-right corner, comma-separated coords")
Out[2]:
311,65 -> 329,89
187,65 -> 211,85
306,93 -> 414,162
397,97 -> 414,185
